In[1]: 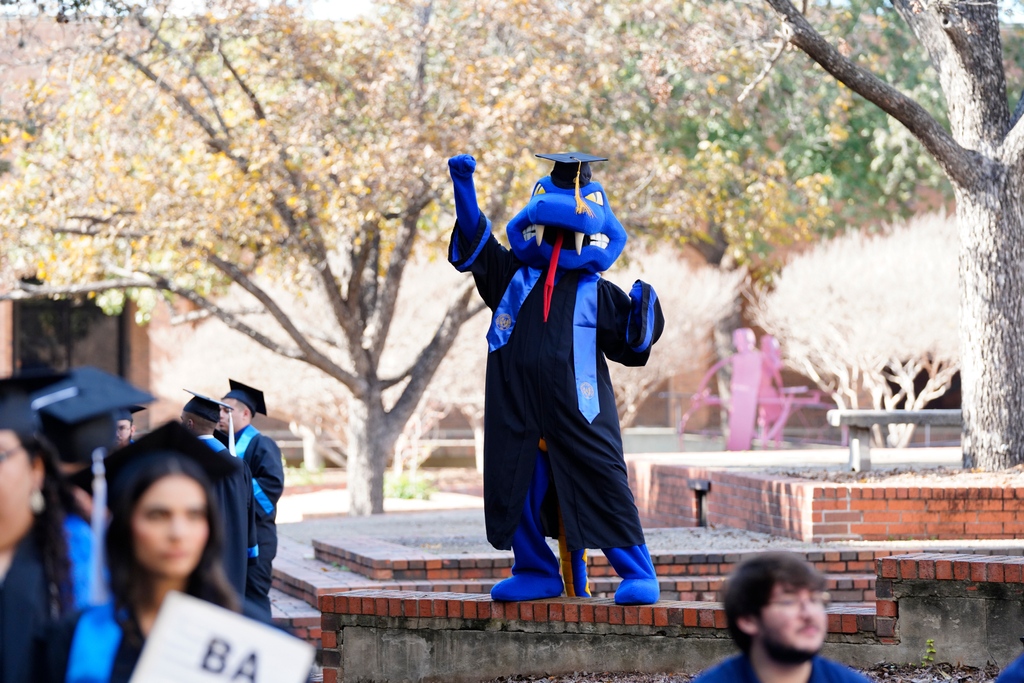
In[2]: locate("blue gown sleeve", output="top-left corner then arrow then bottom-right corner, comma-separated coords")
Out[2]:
63,514 -> 94,610
596,278 -> 664,367
250,436 -> 284,520
243,463 -> 259,562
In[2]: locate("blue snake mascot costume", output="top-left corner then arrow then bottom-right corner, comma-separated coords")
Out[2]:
448,152 -> 664,605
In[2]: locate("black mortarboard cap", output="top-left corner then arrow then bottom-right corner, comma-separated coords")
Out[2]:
113,405 -> 146,422
536,152 -> 608,189
36,367 -> 154,425
0,371 -> 68,434
71,421 -> 238,500
535,152 -> 608,164
183,390 -> 232,423
34,367 -> 155,465
224,379 -> 266,416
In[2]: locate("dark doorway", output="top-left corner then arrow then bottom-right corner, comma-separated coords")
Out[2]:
13,299 -> 127,375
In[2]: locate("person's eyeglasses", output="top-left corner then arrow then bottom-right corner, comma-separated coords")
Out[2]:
0,444 -> 26,465
766,591 -> 831,611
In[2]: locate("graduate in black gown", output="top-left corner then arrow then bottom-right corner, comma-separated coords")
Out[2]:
218,381 -> 283,622
112,406 -> 144,451
180,391 -> 258,604
0,374 -> 79,683
40,423 -> 240,683
34,367 -> 156,610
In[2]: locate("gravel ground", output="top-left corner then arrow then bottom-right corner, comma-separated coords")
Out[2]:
279,508 -> 1024,554
772,465 -> 1024,485
484,662 -> 1002,682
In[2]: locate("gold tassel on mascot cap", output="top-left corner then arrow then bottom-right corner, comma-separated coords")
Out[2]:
574,160 -> 595,218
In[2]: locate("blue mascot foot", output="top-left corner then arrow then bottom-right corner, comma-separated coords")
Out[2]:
490,574 -> 565,602
614,578 -> 660,605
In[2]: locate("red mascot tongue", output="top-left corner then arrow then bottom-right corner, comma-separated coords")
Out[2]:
543,231 -> 563,323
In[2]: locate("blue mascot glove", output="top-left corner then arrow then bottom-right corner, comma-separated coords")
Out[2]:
626,280 -> 662,354
448,154 -> 481,240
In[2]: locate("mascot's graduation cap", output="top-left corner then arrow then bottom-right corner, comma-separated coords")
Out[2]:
536,152 -> 608,215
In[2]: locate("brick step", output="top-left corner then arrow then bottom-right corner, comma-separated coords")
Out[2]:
313,536 -> 513,581
272,536 -> 383,605
589,572 -> 876,603
319,590 -> 878,633
276,535 -> 876,607
311,535 -> 909,582
269,587 -> 322,649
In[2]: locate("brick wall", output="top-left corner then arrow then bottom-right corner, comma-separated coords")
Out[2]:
873,553 -> 1024,666
627,456 -> 1024,541
317,554 -> 1024,680
318,590 -> 879,683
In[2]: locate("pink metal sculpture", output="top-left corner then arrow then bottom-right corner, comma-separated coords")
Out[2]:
679,328 -> 828,450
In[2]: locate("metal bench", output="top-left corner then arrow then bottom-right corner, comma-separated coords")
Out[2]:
826,409 -> 962,471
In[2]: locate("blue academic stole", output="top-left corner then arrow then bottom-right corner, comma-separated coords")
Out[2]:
234,425 -> 275,516
65,602 -> 123,683
200,435 -> 227,453
487,267 -> 601,423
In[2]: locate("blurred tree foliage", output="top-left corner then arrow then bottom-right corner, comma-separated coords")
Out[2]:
601,0 -> 956,272
0,0 -> 986,506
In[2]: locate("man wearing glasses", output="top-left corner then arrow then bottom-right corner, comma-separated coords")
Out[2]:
693,552 -> 870,683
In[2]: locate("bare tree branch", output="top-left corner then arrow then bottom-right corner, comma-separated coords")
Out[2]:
204,251 -> 367,394
1004,96 -> 1024,165
134,10 -> 232,138
150,275 -> 308,360
737,28 -> 791,103
0,278 -> 155,299
369,192 -> 433,357
169,307 -> 262,325
212,32 -> 267,122
484,165 -> 517,226
119,50 -> 245,167
1011,91 -> 1024,131
205,26 -> 356,345
763,0 -> 979,189
0,275 -> 313,362
384,280 -> 477,431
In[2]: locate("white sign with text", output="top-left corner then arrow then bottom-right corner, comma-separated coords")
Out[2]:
129,591 -> 315,683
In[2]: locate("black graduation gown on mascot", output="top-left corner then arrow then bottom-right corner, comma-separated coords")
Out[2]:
450,218 -> 663,553
0,536 -> 50,683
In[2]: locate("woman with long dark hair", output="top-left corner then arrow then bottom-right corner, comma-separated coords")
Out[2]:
0,387 -> 78,683
41,423 -> 239,683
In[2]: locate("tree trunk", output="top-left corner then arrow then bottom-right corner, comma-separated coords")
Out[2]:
347,389 -> 389,515
958,173 -> 1024,469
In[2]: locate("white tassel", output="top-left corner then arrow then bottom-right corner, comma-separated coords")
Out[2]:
228,411 -> 236,458
88,446 -> 110,606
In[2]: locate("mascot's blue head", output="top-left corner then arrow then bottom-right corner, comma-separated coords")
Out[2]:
506,153 -> 627,273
